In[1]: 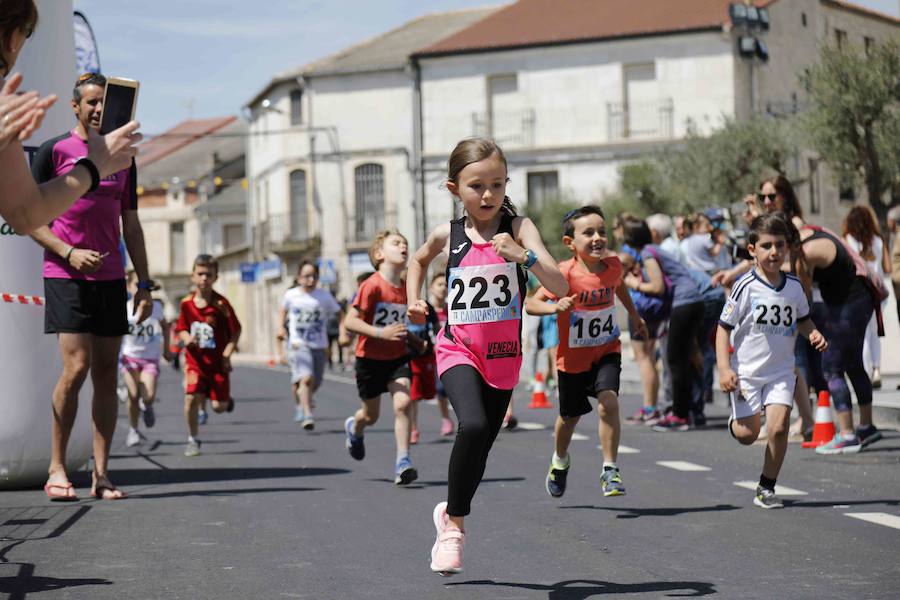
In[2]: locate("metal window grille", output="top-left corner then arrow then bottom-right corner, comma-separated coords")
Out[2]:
354,164 -> 384,241
289,169 -> 308,241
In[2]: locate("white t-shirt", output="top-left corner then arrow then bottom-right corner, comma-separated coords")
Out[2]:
283,287 -> 341,350
719,270 -> 810,381
846,234 -> 884,279
121,299 -> 166,361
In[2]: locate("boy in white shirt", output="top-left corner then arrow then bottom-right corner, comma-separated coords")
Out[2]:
717,213 -> 827,509
278,261 -> 344,430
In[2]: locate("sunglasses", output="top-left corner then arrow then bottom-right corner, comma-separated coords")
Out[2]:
757,193 -> 778,202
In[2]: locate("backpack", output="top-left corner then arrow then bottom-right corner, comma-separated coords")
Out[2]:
633,246 -> 675,322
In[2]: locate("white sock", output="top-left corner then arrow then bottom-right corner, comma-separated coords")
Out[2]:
603,461 -> 618,471
552,452 -> 569,469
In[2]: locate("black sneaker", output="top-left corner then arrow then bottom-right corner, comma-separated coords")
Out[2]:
857,424 -> 883,448
345,416 -> 365,461
753,485 -> 783,509
600,467 -> 626,497
226,398 -> 235,413
545,457 -> 570,498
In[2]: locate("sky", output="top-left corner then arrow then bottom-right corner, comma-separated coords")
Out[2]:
73,0 -> 899,137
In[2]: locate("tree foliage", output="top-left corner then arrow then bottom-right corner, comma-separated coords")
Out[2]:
524,197 -> 578,262
801,40 -> 900,222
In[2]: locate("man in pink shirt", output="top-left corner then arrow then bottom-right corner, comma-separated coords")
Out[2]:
29,73 -> 152,501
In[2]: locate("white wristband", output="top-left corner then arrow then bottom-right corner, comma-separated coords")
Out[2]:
375,327 -> 382,339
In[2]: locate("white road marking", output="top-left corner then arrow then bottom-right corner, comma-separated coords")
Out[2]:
656,461 -> 711,472
517,422 -> 545,431
733,481 -> 808,496
570,433 -> 589,441
597,444 -> 640,454
844,512 -> 900,531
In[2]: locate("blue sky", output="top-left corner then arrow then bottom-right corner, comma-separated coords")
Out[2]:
73,0 -> 899,136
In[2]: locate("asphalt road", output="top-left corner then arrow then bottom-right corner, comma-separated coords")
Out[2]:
1,364 -> 898,599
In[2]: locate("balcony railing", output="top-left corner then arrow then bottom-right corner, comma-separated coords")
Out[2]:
262,212 -> 312,249
607,98 -> 674,141
472,108 -> 535,149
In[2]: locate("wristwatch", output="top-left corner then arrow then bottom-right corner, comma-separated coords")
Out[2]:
136,279 -> 158,291
521,249 -> 538,270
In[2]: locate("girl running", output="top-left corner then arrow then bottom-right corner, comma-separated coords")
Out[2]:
407,138 -> 567,575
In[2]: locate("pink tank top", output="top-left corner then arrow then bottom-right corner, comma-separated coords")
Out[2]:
435,214 -> 526,390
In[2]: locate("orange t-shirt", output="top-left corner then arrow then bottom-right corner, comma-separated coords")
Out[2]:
540,256 -> 623,373
353,271 -> 409,360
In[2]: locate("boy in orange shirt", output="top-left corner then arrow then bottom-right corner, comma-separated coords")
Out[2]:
343,230 -> 417,485
526,206 -> 647,498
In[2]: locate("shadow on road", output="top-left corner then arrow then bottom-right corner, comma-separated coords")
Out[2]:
71,466 -> 349,487
130,486 -> 324,499
367,476 -> 526,488
785,498 -> 900,508
445,578 -> 716,598
0,567 -> 112,599
559,504 -> 739,519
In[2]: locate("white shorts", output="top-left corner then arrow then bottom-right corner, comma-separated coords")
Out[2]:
288,347 -> 326,386
730,373 -> 795,420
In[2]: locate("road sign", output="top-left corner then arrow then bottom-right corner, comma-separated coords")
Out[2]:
318,258 -> 337,285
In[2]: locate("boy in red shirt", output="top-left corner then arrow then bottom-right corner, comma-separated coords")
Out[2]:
176,254 -> 242,457
526,206 -> 646,498
343,230 -> 417,485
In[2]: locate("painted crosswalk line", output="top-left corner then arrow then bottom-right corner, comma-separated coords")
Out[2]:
597,444 -> 641,454
656,461 -> 711,472
733,481 -> 808,496
844,513 -> 900,531
517,422 -> 546,431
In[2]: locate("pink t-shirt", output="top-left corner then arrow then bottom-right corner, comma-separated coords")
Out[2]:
31,130 -> 136,281
435,215 -> 526,390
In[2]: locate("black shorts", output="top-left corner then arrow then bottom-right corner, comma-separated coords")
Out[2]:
557,353 -> 622,418
44,278 -> 128,337
355,356 -> 411,399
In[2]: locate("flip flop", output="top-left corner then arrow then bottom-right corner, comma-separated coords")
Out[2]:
44,481 -> 78,502
91,484 -> 128,500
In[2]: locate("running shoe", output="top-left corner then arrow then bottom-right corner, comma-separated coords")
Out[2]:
856,424 -> 883,448
198,409 -> 208,425
140,400 -> 156,429
344,416 -> 365,461
301,417 -> 315,431
626,406 -> 660,425
503,414 -> 518,430
293,407 -> 305,423
394,456 -> 418,485
226,398 -> 235,413
651,414 -> 690,432
184,439 -> 202,457
126,428 -> 142,448
815,434 -> 862,455
545,456 -> 570,498
430,501 -> 464,576
753,485 -> 784,509
440,418 -> 455,437
600,467 -> 626,497
410,428 -> 420,445
691,411 -> 707,428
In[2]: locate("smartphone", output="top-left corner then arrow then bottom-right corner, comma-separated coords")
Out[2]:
99,77 -> 139,135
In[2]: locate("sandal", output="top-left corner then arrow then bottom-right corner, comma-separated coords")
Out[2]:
44,481 -> 78,502
91,483 -> 128,500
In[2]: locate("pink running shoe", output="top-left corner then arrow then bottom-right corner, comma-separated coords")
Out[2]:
410,428 -> 420,445
430,501 -> 464,575
440,418 -> 455,437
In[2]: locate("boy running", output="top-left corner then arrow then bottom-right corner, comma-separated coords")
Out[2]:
526,206 -> 647,498
121,275 -> 173,446
176,254 -> 242,457
343,230 -> 417,485
278,261 -> 343,429
717,213 -> 827,508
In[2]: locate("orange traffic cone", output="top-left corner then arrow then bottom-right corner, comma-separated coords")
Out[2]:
528,372 -> 553,409
802,391 -> 836,448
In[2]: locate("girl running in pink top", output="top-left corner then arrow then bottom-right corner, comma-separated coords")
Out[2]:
407,138 -> 567,576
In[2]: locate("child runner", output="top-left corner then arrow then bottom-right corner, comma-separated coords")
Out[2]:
407,138 -> 567,575
121,275 -> 173,447
526,206 -> 647,499
343,231 -> 418,485
717,213 -> 827,508
278,261 -> 343,430
176,254 -> 242,457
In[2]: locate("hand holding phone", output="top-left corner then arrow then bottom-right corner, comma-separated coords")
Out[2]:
99,77 -> 139,135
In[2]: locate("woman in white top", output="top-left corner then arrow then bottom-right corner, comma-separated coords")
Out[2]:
843,205 -> 892,388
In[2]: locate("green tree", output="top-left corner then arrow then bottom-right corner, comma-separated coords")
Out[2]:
525,197 -> 578,262
801,40 -> 900,223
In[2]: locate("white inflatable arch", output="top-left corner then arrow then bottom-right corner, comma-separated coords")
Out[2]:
0,0 -> 94,489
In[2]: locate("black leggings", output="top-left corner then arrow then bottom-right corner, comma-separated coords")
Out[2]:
441,365 -> 513,517
666,301 -> 705,419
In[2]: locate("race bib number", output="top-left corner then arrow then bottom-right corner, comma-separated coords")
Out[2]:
292,308 -> 324,344
373,302 -> 406,327
751,297 -> 796,337
568,306 -> 619,348
128,319 -> 160,343
448,262 -> 520,325
190,322 -> 216,349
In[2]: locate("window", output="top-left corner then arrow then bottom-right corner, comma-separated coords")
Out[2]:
622,63 -> 661,138
835,29 -> 847,49
354,164 -> 384,241
224,223 -> 246,249
865,36 -> 875,56
171,221 -> 185,272
527,171 -> 559,211
289,169 -> 308,240
801,12 -> 807,27
290,89 -> 303,126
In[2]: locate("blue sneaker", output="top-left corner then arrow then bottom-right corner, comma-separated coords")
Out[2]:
600,467 -> 626,496
345,416 -> 365,461
294,407 -> 305,423
394,456 -> 418,485
545,456 -> 570,498
815,434 -> 862,455
198,409 -> 208,426
857,424 -> 882,448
